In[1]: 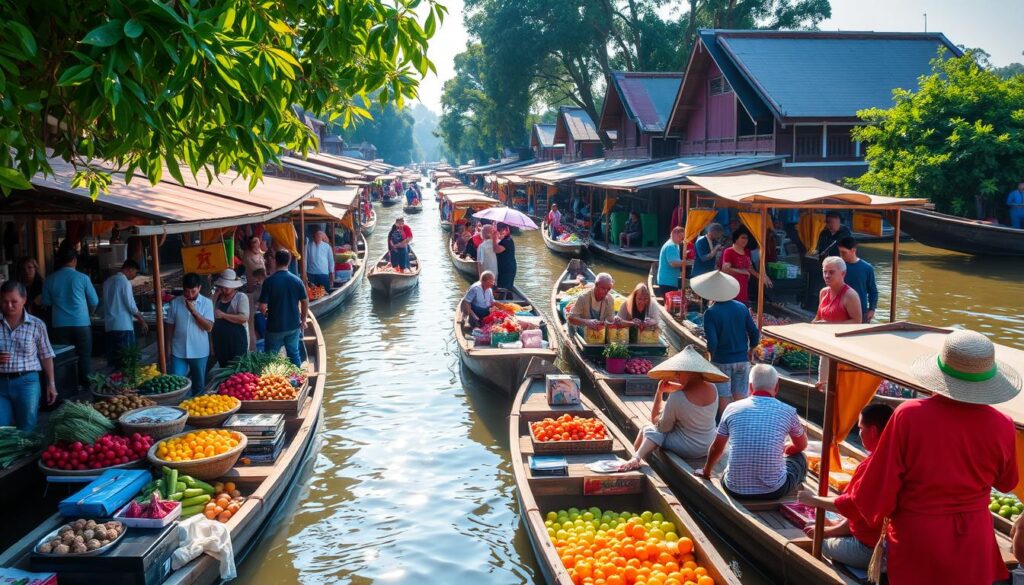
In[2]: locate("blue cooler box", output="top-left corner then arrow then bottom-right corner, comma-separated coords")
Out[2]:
58,469 -> 151,517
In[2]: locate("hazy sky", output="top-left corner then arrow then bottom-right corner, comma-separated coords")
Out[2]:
414,0 -> 1023,114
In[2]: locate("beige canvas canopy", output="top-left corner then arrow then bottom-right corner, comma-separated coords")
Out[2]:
683,171 -> 929,208
444,192 -> 500,208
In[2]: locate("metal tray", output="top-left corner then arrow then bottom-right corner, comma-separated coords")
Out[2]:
33,521 -> 127,557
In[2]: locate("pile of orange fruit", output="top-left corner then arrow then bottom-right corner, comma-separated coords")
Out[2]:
531,414 -> 606,442
306,285 -> 326,300
203,481 -> 245,523
546,507 -> 714,585
155,430 -> 240,462
254,374 -> 298,400
178,394 -> 240,417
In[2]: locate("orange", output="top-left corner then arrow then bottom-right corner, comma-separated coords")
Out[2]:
676,537 -> 693,555
696,577 -> 714,585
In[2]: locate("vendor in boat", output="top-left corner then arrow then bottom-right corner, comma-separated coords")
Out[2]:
691,223 -> 724,279
166,272 -> 215,395
211,269 -> 250,368
814,256 -> 862,389
461,271 -> 496,327
494,223 -> 517,290
851,330 -> 1020,585
567,272 -> 617,330
655,227 -> 686,295
837,237 -> 878,322
797,403 -> 893,571
721,227 -> 772,305
617,283 -> 659,326
815,211 -> 852,261
1008,181 -> 1024,229
547,204 -> 562,238
618,346 -> 725,470
388,217 -> 413,272
476,224 -> 499,279
0,280 -> 56,432
691,271 -> 760,415
697,364 -> 808,500
619,211 -> 642,248
305,230 -> 335,291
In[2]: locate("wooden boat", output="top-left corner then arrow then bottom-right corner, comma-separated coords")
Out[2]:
448,235 -> 478,280
588,239 -> 658,269
360,209 -> 377,236
540,220 -> 585,257
367,249 -> 420,297
511,363 -> 740,585
454,287 -> 559,395
381,196 -> 400,207
403,203 -> 423,214
309,233 -> 367,319
900,208 -> 1024,256
0,316 -> 328,585
441,220 -> 452,232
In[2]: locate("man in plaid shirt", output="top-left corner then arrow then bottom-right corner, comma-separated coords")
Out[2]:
698,364 -> 808,499
0,280 -> 57,431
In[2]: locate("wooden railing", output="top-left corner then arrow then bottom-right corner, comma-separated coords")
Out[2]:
604,145 -> 651,159
680,134 -> 775,155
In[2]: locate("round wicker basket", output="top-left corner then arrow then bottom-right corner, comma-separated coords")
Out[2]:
147,430 -> 248,480
138,379 -> 192,405
39,458 -> 147,477
118,406 -> 188,440
185,400 -> 242,429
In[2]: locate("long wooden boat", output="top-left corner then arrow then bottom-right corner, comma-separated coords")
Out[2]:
367,248 -> 420,297
381,196 -> 400,207
309,233 -> 367,319
511,364 -> 740,585
440,220 -> 452,232
540,221 -> 585,257
588,239 -> 658,269
403,203 -> 423,214
448,235 -> 478,280
0,317 -> 328,585
455,287 -> 559,395
360,209 -> 377,236
900,208 -> 1024,256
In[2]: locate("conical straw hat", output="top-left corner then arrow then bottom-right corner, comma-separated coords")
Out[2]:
648,345 -> 729,382
690,270 -> 740,303
910,329 -> 1021,405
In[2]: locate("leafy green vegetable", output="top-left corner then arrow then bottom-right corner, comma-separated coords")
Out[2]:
44,401 -> 115,445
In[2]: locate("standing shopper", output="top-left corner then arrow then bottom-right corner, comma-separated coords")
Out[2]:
852,330 -> 1020,585
837,237 -> 878,322
15,257 -> 45,318
0,281 -> 56,432
494,223 -> 517,289
476,224 -> 499,279
211,270 -> 250,367
165,273 -> 214,394
691,224 -> 724,279
655,227 -> 686,295
101,259 -> 148,368
305,230 -> 334,290
42,247 -> 98,388
259,250 -> 309,367
721,228 -> 772,306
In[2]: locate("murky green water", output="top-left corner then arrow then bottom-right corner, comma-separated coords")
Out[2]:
234,186 -> 1024,584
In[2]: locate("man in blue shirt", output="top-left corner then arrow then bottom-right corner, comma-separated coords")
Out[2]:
1007,182 -> 1024,229
691,223 -> 724,278
838,237 -> 878,322
42,247 -> 98,387
656,227 -> 686,295
101,259 -> 148,368
259,250 -> 309,367
165,272 -> 214,394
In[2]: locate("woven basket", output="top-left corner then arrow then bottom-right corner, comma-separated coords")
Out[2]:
186,401 -> 242,429
39,457 -> 147,477
119,406 -> 188,440
147,430 -> 248,480
138,380 -> 192,405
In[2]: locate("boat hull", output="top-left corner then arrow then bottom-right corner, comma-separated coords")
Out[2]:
381,198 -> 399,207
310,234 -> 367,319
588,240 -> 657,269
403,205 -> 423,214
368,249 -> 420,298
900,208 -> 1024,256
448,237 -> 478,279
540,221 -> 584,256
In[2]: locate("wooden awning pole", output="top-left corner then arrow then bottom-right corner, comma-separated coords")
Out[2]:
756,206 -> 768,328
812,357 -> 840,558
299,206 -> 307,284
889,209 -> 901,323
150,234 -> 166,374
34,220 -> 46,276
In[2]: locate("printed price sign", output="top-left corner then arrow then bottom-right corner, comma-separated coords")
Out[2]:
852,212 -> 884,237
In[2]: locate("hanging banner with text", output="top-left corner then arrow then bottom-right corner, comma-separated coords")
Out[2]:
181,243 -> 230,275
852,212 -> 884,237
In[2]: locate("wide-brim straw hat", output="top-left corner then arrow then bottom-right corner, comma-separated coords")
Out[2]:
648,345 -> 729,383
214,269 -> 244,289
690,270 -> 740,303
910,329 -> 1021,405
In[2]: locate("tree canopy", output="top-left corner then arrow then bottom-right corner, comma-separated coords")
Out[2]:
0,0 -> 445,196
852,53 -> 1024,219
336,102 -> 418,166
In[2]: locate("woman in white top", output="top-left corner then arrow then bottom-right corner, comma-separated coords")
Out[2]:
241,235 -> 266,276
619,346 -> 727,469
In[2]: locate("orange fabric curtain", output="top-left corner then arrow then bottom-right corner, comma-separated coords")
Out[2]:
452,208 -> 467,223
829,365 -> 884,470
1013,431 -> 1024,501
683,209 -> 718,244
265,223 -> 300,260
200,227 -> 234,244
738,211 -> 763,248
547,185 -> 558,197
799,211 -> 825,253
602,195 -> 617,215
339,212 -> 354,230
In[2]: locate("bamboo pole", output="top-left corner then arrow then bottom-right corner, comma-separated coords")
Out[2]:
812,357 -> 840,558
299,206 -> 307,284
889,209 -> 901,323
150,235 -> 166,374
756,206 -> 768,328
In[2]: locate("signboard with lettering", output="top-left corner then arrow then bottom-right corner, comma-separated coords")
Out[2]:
181,243 -> 229,275
852,212 -> 884,237
583,475 -> 643,496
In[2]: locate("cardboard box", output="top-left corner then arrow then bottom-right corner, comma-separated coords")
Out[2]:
546,374 -> 580,406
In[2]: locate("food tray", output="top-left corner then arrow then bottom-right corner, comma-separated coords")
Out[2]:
187,401 -> 242,428
528,419 -> 613,454
38,458 -> 147,477
33,523 -> 126,557
139,380 -> 192,405
147,430 -> 248,481
236,380 -> 310,417
114,500 -> 181,528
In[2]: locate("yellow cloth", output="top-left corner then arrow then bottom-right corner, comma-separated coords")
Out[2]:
799,211 -> 826,253
1014,431 -> 1024,501
340,213 -> 354,230
683,209 -> 718,244
602,195 -> 617,216
200,227 -> 234,244
738,211 -> 763,248
264,223 -> 300,260
829,365 -> 883,471
181,243 -> 230,275
452,208 -> 467,223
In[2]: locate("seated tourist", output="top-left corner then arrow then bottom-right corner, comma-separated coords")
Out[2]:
566,272 -> 617,330
797,403 -> 894,570
697,364 -> 808,500
619,211 -> 642,248
619,346 -> 726,470
461,271 -> 496,327
617,282 -> 659,325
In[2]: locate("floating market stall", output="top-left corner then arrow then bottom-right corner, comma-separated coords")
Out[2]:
367,248 -> 420,298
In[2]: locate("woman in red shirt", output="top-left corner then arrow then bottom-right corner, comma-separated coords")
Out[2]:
814,256 -> 862,325
852,330 -> 1020,584
720,228 -> 772,305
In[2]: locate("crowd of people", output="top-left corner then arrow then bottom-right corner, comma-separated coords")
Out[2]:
453,219 -> 518,289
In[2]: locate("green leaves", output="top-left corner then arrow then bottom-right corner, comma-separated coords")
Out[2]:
124,19 -> 144,39
81,20 -> 125,47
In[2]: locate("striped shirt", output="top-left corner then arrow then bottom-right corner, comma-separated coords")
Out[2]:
718,395 -> 804,495
0,311 -> 56,373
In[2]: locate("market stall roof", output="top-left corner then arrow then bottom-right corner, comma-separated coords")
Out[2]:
681,171 -> 929,208
314,185 -> 361,209
457,164 -> 474,172
304,152 -> 388,177
18,157 -> 316,236
577,155 -> 784,191
280,156 -> 364,183
494,159 -> 562,178
764,322 -> 1024,427
445,193 -> 501,207
528,158 -> 651,186
464,158 -> 532,175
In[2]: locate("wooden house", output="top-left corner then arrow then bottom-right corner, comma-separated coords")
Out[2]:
599,72 -> 683,159
530,123 -> 565,161
664,30 -> 960,181
553,106 -> 603,162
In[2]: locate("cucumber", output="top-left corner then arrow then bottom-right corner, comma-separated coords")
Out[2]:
180,475 -> 196,488
182,488 -> 207,498
181,504 -> 205,518
163,467 -> 178,496
181,494 -> 211,507
168,492 -> 184,501
190,479 -> 216,494
175,481 -> 187,492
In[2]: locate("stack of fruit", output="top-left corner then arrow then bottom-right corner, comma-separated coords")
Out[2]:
546,507 -> 715,585
138,364 -> 161,384
254,374 -> 299,400
991,491 -> 1022,520
624,358 -> 654,375
217,372 -> 261,401
179,395 -> 240,417
136,467 -> 218,519
154,429 -> 240,462
139,375 -> 190,396
203,481 -> 245,523
531,414 -> 606,442
92,395 -> 156,420
306,285 -> 326,300
41,433 -> 154,471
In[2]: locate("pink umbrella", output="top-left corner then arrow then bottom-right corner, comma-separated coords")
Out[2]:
471,207 -> 538,230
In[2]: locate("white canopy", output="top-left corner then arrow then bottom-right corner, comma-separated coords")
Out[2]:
683,171 -> 929,208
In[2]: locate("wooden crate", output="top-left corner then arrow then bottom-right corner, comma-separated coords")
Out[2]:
623,377 -> 660,396
528,421 -> 613,454
237,381 -> 311,418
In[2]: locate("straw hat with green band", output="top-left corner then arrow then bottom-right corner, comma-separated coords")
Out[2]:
647,345 -> 729,383
911,330 -> 1021,405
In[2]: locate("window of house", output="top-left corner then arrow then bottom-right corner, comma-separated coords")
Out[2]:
709,76 -> 732,96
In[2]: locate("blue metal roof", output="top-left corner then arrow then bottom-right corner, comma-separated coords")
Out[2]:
533,124 -> 557,148
576,155 -> 784,191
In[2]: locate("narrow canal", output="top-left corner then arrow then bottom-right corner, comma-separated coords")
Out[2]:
235,183 -> 1024,584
